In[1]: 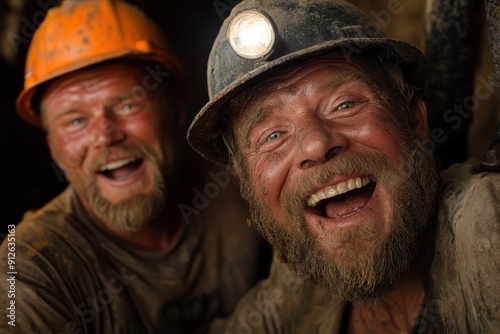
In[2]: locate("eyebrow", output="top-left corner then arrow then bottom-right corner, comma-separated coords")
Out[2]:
318,70 -> 373,91
110,89 -> 138,104
49,106 -> 80,123
47,87 -> 140,123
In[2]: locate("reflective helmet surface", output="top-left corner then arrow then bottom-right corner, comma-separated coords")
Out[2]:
188,0 -> 429,164
17,0 -> 186,127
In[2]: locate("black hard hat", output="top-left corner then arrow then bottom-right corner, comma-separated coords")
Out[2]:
188,0 -> 429,164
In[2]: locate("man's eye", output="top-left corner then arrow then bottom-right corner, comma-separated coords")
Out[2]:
337,101 -> 356,110
116,102 -> 140,115
120,103 -> 136,111
68,118 -> 83,127
266,131 -> 283,142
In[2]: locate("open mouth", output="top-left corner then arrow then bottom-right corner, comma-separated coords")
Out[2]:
307,176 -> 376,219
97,158 -> 144,181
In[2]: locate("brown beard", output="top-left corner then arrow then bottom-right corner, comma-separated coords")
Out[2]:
240,137 -> 439,303
65,144 -> 166,232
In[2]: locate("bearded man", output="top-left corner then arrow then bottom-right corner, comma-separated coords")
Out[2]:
187,0 -> 500,332
0,1 -> 267,333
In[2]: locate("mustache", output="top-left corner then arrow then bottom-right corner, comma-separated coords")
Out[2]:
86,145 -> 158,175
283,152 -> 392,207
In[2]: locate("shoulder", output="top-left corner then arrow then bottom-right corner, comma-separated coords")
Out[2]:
439,159 -> 500,237
440,159 -> 500,200
0,187 -> 104,287
432,160 -> 500,332
0,189 -> 111,332
4,188 -> 87,254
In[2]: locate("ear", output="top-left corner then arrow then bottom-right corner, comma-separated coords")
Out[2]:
411,95 -> 430,141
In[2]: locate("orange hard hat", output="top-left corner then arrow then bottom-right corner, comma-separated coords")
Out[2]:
16,0 -> 187,127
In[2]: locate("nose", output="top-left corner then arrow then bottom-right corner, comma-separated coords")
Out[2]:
296,118 -> 345,169
86,113 -> 125,148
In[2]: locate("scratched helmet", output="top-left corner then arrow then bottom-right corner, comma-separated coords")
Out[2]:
187,0 -> 429,164
16,0 -> 186,127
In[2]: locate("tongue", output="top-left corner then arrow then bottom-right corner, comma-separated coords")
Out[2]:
325,188 -> 372,219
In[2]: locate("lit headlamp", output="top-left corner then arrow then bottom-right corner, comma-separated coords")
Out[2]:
227,10 -> 276,59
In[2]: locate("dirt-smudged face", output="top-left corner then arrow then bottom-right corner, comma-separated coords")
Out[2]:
42,62 -> 181,231
232,55 -> 438,302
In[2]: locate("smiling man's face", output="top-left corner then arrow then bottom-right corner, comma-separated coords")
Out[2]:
230,55 -> 439,302
41,62 -> 180,231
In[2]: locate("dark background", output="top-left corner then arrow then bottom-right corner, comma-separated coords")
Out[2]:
1,0 -> 498,239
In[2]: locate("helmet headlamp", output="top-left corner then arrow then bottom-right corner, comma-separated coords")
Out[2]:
227,10 -> 276,59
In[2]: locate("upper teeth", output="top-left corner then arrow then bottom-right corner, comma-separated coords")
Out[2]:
99,159 -> 135,172
307,176 -> 372,207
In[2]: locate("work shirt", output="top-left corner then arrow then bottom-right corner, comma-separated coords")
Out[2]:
209,160 -> 500,333
0,185 -> 266,334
